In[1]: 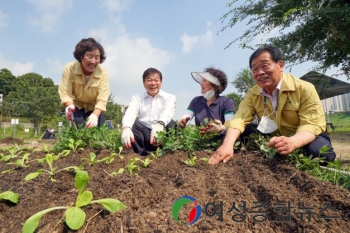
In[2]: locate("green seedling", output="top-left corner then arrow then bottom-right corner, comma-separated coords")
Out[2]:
135,157 -> 152,167
182,156 -> 209,167
22,170 -> 127,233
0,189 -> 19,204
68,138 -> 84,152
25,153 -> 80,181
149,147 -> 162,159
115,157 -> 140,175
6,152 -> 31,168
80,152 -> 123,168
0,145 -> 28,162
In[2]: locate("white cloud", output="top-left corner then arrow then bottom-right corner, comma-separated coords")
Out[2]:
0,53 -> 34,76
26,0 -> 73,33
0,10 -> 9,29
101,0 -> 131,12
96,35 -> 176,106
180,27 -> 213,54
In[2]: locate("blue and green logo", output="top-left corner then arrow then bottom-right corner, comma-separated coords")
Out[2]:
172,196 -> 202,225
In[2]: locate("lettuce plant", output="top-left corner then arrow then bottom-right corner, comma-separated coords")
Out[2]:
0,189 -> 19,204
24,153 -> 79,182
22,170 -> 127,233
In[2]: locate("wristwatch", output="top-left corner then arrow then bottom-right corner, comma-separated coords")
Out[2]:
157,121 -> 165,126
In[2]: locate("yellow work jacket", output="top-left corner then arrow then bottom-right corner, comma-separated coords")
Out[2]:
225,73 -> 326,136
58,61 -> 110,112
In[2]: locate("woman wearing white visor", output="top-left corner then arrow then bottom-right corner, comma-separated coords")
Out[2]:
178,67 -> 236,139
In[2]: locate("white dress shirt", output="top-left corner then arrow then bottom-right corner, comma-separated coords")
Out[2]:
122,90 -> 176,129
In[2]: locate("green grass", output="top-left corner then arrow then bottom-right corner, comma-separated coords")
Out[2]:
327,112 -> 350,132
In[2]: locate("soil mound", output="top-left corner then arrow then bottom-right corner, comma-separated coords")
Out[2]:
0,136 -> 24,145
0,149 -> 349,233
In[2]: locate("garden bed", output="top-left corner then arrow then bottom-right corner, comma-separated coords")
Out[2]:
0,140 -> 349,233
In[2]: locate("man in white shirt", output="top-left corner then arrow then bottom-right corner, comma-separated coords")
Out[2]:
121,67 -> 176,156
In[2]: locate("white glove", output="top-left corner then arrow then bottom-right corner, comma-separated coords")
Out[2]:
206,119 -> 226,133
121,127 -> 134,149
65,104 -> 75,121
150,123 -> 164,145
178,117 -> 190,128
86,113 -> 98,128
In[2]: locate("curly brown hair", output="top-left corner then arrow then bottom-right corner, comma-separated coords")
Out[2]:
73,38 -> 106,63
204,67 -> 228,95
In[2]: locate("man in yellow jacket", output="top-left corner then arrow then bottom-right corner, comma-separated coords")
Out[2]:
209,45 -> 336,164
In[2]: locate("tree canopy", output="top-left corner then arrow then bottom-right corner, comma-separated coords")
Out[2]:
220,0 -> 350,78
227,67 -> 255,108
4,72 -> 61,135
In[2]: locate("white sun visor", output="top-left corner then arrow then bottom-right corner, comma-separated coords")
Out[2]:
191,72 -> 220,86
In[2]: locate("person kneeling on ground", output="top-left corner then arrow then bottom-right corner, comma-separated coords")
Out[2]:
178,67 -> 235,146
209,45 -> 336,165
121,67 -> 176,156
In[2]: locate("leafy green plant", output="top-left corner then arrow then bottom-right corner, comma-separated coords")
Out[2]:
68,138 -> 84,152
182,156 -> 209,167
116,157 -> 140,175
24,153 -> 80,181
0,189 -> 19,204
53,125 -> 123,152
156,125 -> 220,156
80,150 -> 123,168
149,147 -> 162,159
22,170 -> 127,233
135,157 -> 152,167
0,144 -> 28,162
6,152 -> 31,168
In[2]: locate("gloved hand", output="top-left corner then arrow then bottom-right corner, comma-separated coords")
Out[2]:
178,117 -> 190,128
86,113 -> 98,128
121,127 -> 134,149
206,119 -> 226,133
150,123 -> 164,145
65,104 -> 75,121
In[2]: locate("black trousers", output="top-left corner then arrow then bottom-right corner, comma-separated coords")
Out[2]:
72,107 -> 104,128
131,120 -> 176,156
240,123 -> 336,162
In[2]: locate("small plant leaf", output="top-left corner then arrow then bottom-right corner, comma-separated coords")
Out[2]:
65,207 -> 86,230
24,171 -> 43,181
117,168 -> 125,174
0,191 -> 19,204
75,170 -> 89,194
22,207 -> 67,233
90,198 -> 127,212
76,190 -> 93,208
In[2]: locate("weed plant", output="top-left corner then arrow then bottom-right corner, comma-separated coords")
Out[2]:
156,125 -> 221,157
53,125 -> 122,152
245,133 -> 350,189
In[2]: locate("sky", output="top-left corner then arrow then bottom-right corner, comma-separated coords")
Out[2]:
1,0 -> 350,120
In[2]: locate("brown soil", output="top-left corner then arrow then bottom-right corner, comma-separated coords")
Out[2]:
331,132 -> 350,160
0,138 -> 350,233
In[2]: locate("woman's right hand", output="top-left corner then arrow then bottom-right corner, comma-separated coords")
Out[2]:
65,104 -> 75,121
178,117 -> 190,128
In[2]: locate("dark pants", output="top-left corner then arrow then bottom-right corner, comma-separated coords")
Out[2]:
131,120 -> 176,156
73,107 -> 104,128
43,132 -> 55,139
240,123 -> 336,162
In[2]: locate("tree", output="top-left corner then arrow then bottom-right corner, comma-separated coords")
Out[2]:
6,73 -> 61,136
104,94 -> 125,129
0,68 -> 16,97
220,0 -> 350,78
226,67 -> 255,107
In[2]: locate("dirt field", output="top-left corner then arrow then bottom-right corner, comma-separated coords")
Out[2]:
0,134 -> 350,233
330,132 -> 350,161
